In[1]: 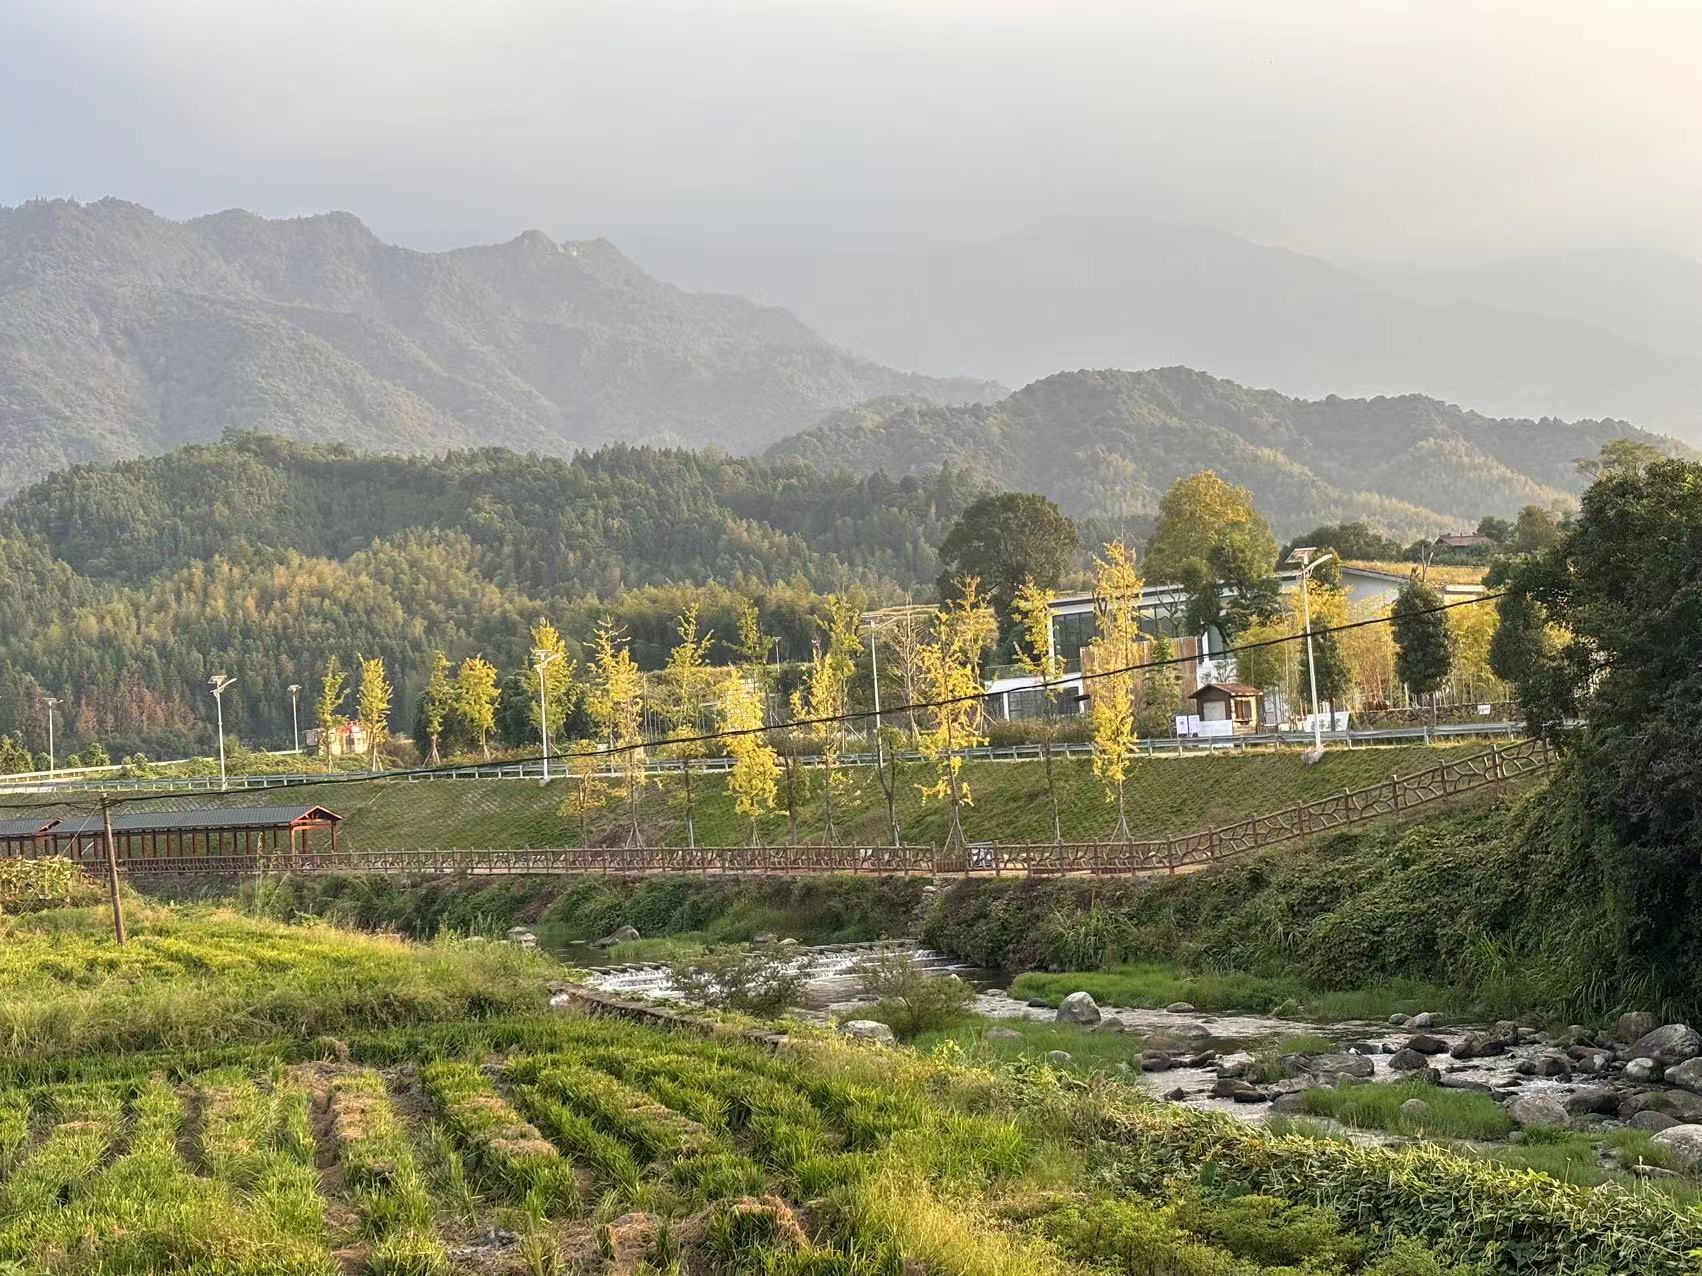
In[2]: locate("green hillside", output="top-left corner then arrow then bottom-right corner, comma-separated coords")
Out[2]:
0,435 -> 984,754
768,366 -> 1686,536
71,742 -> 1484,851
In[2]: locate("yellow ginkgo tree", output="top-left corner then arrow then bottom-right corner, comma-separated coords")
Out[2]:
916,578 -> 997,851
1085,541 -> 1144,842
587,620 -> 647,847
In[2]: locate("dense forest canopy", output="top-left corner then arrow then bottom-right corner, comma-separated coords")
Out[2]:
0,435 -> 984,758
769,367 -> 1685,538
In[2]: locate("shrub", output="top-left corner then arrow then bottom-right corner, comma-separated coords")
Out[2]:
666,946 -> 806,1016
854,951 -> 977,1039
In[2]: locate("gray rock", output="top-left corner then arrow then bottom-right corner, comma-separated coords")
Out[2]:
1046,1049 -> 1074,1066
1632,1111 -> 1682,1133
1211,1077 -> 1269,1103
984,1026 -> 1022,1041
1406,1066 -> 1441,1086
1165,1086 -> 1188,1101
1140,1052 -> 1174,1072
1300,1053 -> 1375,1083
1408,1012 -> 1440,1029
1617,1011 -> 1658,1045
1165,1002 -> 1196,1013
1406,1033 -> 1448,1055
1096,1016 -> 1127,1034
1572,1051 -> 1610,1074
1665,1057 -> 1702,1093
1663,1091 -> 1702,1122
1651,1125 -> 1702,1170
1270,1092 -> 1308,1114
839,1019 -> 896,1044
1507,1095 -> 1572,1130
1168,1021 -> 1212,1039
1563,1088 -> 1619,1117
1387,1047 -> 1429,1072
1626,1057 -> 1663,1083
1399,1098 -> 1433,1124
1055,991 -> 1102,1026
751,932 -> 777,945
1440,1076 -> 1494,1094
588,924 -> 640,947
1387,1013 -> 1409,1025
1144,1032 -> 1185,1053
1518,1050 -> 1572,1078
1632,1024 -> 1702,1065
1216,1052 -> 1256,1079
1449,1034 -> 1484,1060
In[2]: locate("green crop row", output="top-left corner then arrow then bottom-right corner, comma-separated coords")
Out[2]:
328,1069 -> 448,1276
418,1059 -> 578,1216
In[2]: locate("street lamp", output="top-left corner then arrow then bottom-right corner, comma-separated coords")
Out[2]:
287,684 -> 302,754
208,674 -> 236,790
532,648 -> 561,781
1285,547 -> 1338,757
42,697 -> 58,775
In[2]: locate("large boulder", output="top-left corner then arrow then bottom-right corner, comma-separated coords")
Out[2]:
1408,1012 -> 1440,1029
1055,992 -> 1102,1026
1046,1050 -> 1074,1066
1300,1053 -> 1375,1083
1387,1048 -> 1430,1072
1632,1111 -> 1683,1133
984,1026 -> 1023,1041
1399,1098 -> 1433,1124
1626,1057 -> 1663,1083
1665,1057 -> 1702,1094
1632,1024 -> 1702,1065
1518,1050 -> 1572,1078
589,925 -> 641,948
1652,1125 -> 1702,1170
1617,1011 -> 1659,1045
1406,1034 -> 1448,1055
1507,1095 -> 1571,1130
1563,1088 -> 1619,1117
1165,1002 -> 1196,1013
839,1020 -> 896,1044
1215,1052 -> 1256,1079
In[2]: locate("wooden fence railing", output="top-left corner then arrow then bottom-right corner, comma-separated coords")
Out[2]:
71,737 -> 1552,879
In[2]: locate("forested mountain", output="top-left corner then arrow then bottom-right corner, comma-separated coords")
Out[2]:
0,198 -> 997,494
0,435 -> 984,757
631,219 -> 1702,442
767,367 -> 1684,537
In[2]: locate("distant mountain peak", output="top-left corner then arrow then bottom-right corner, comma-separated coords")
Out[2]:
0,198 -> 997,493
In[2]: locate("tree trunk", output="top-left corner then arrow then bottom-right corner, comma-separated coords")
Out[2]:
682,759 -> 696,850
428,733 -> 440,765
823,758 -> 837,846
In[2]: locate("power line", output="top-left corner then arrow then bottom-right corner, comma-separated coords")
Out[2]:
2,588 -> 1507,815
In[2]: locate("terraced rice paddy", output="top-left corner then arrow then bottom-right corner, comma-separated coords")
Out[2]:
5,903 -> 1702,1275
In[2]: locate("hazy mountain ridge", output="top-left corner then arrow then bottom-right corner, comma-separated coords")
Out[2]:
630,220 -> 1702,442
766,367 -> 1684,538
0,198 -> 999,493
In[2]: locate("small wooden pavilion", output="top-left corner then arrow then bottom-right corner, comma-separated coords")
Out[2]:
1189,681 -> 1264,734
37,805 -> 343,865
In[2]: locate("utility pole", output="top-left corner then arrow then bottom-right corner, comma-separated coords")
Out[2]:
1285,547 -> 1337,758
43,696 -> 58,775
208,674 -> 235,789
100,798 -> 127,945
533,647 -> 561,782
866,621 -> 883,766
288,683 -> 302,754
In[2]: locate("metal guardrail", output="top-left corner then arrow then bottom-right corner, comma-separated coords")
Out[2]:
1,721 -> 1529,796
69,738 -> 1552,879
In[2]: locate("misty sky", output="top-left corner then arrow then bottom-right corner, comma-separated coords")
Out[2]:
2,0 -> 1699,262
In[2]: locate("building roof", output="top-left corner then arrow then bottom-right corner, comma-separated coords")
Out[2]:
0,817 -> 61,838
1190,681 -> 1261,699
86,805 -> 344,834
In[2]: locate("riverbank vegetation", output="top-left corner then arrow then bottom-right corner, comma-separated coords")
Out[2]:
6,903 -> 1702,1275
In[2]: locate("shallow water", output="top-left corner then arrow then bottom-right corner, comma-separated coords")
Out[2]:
540,932 -> 1619,1124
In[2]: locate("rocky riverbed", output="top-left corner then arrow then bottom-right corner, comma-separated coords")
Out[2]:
553,932 -> 1702,1164
992,987 -> 1702,1165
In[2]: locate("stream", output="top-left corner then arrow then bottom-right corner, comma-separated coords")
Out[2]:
531,932 -> 1621,1125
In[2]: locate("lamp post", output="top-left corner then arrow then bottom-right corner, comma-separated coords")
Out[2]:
1284,547 -> 1338,757
533,647 -> 561,781
43,696 -> 58,775
287,684 -> 302,754
208,674 -> 235,790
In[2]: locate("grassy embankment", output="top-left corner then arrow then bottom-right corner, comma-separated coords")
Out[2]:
106,742 -> 1484,850
923,762 -> 1694,1024
3,901 -> 1701,1275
